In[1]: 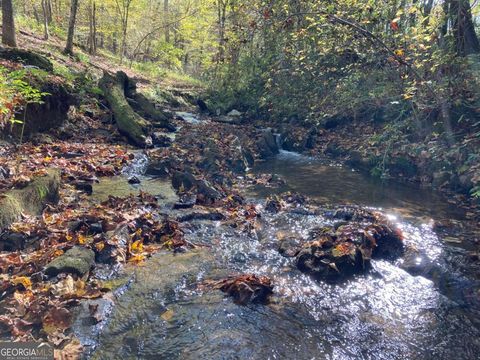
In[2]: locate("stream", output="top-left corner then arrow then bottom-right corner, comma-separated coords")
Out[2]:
79,136 -> 480,359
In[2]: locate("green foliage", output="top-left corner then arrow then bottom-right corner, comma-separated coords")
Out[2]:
0,66 -> 49,143
471,186 -> 480,198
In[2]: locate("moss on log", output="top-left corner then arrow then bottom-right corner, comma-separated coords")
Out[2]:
116,71 -> 175,131
99,72 -> 150,147
0,47 -> 53,72
129,93 -> 175,131
0,169 -> 60,229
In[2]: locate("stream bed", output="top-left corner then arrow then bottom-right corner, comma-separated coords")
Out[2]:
82,150 -> 480,360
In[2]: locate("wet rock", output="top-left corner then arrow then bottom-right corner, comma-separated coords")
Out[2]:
146,160 -> 172,177
256,129 -> 279,159
68,220 -> 103,234
197,99 -> 209,113
73,181 -> 93,195
0,231 -> 27,251
320,114 -> 351,129
173,194 -> 197,209
265,197 -> 282,213
151,132 -> 172,147
196,180 -> 222,205
324,206 -> 376,222
45,246 -> 95,277
325,143 -> 347,158
278,236 -> 302,257
172,171 -> 197,192
128,176 -> 141,184
294,209 -> 404,281
281,130 -> 316,152
177,211 -> 225,222
242,148 -> 255,168
296,240 -> 365,281
198,141 -> 221,174
399,247 -> 434,276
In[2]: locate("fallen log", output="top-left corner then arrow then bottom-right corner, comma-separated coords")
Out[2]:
117,72 -> 175,131
99,72 -> 150,147
0,169 -> 60,230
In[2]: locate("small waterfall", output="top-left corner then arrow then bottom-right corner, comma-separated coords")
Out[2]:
274,133 -> 283,150
122,151 -> 149,177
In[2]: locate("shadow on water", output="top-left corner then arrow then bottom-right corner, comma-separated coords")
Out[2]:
84,151 -> 480,360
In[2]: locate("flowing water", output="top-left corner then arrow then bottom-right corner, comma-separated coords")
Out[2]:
82,150 -> 480,360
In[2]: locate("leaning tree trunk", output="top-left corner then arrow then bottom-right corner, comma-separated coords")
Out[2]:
99,71 -> 176,146
64,0 -> 79,55
2,0 -> 17,47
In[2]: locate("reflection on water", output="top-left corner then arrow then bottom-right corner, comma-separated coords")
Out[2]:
252,151 -> 465,222
86,152 -> 480,360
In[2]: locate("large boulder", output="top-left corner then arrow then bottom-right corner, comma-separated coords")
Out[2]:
256,129 -> 279,159
288,207 -> 404,281
171,171 -> 197,191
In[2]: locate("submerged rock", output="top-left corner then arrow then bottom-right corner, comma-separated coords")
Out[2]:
45,246 -> 95,277
202,274 -> 274,305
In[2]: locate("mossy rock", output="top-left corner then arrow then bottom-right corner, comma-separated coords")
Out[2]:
45,246 -> 95,276
0,169 -> 60,230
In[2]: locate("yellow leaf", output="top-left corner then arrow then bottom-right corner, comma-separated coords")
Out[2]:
53,249 -> 64,257
161,309 -> 174,321
12,276 -> 32,290
95,242 -> 105,252
128,254 -> 145,263
43,156 -> 53,162
78,234 -> 87,244
131,240 -> 143,253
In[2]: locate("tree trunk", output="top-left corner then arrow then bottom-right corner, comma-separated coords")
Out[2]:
64,0 -> 79,55
2,0 -> 17,47
449,0 -> 480,56
42,0 -> 50,40
164,0 -> 170,43
88,0 -> 97,54
47,0 -> 53,24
